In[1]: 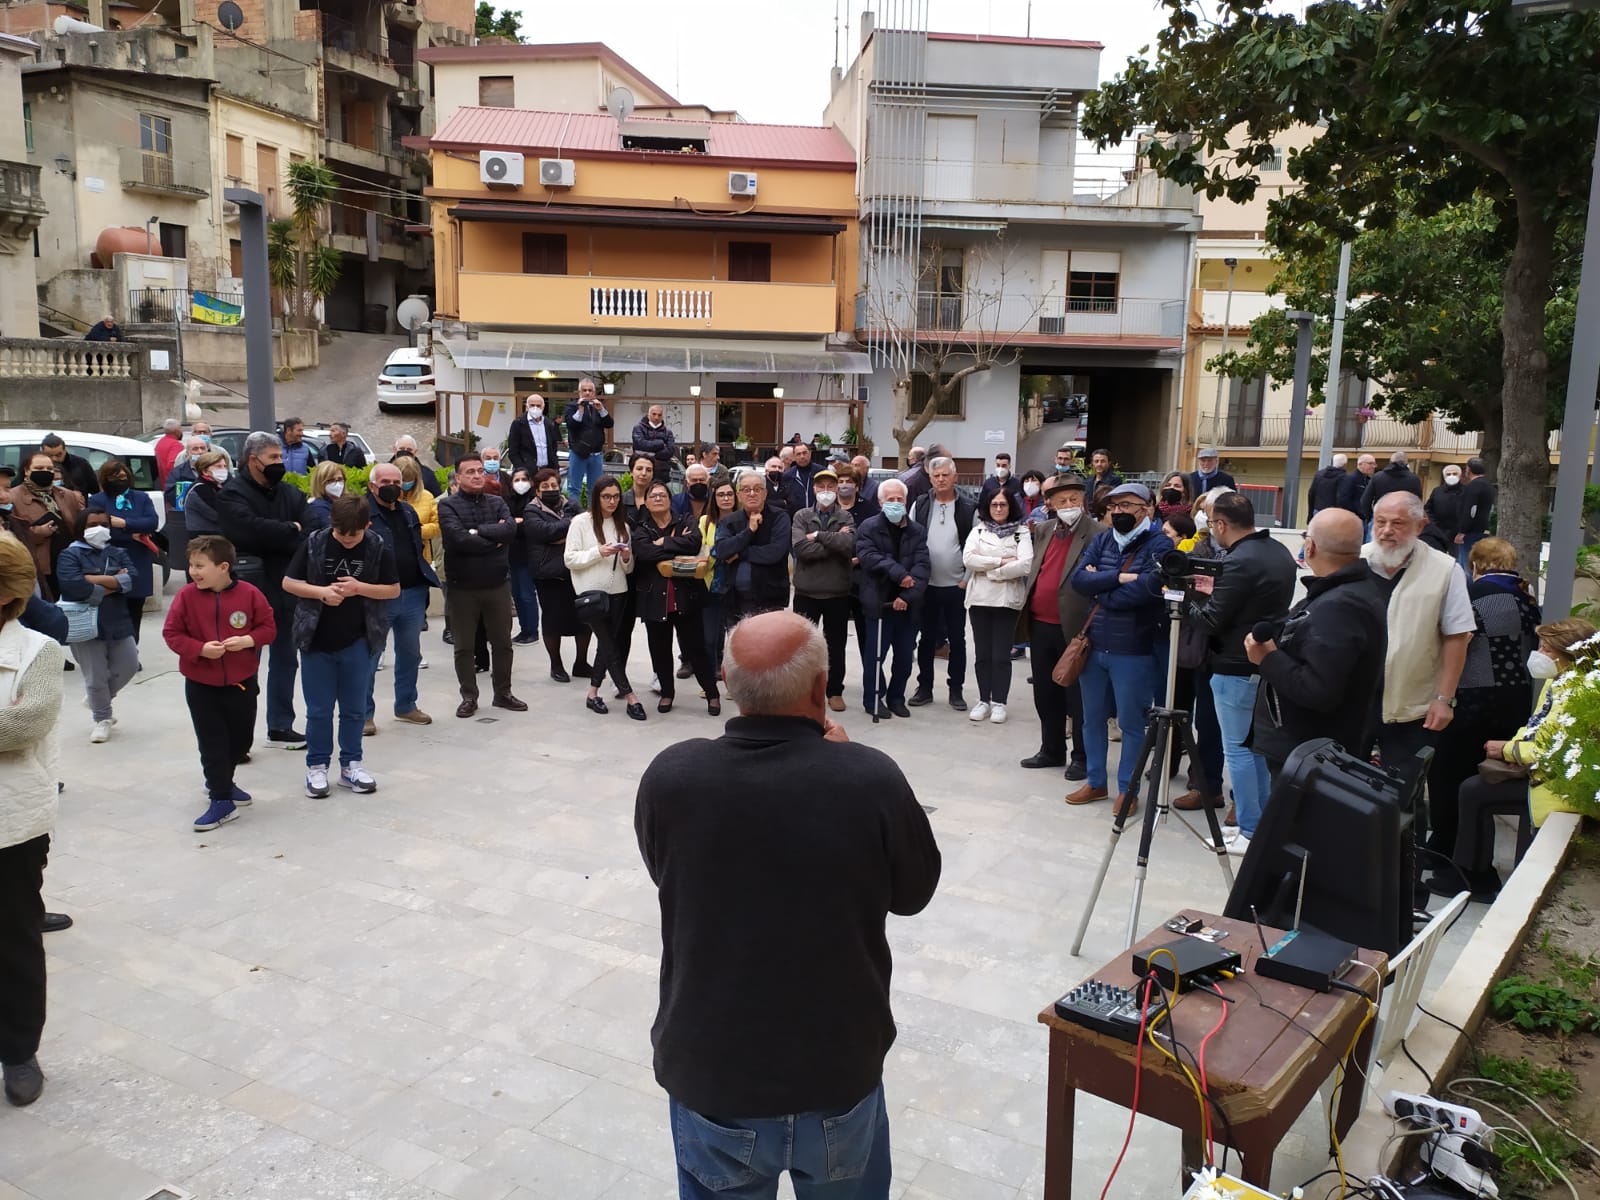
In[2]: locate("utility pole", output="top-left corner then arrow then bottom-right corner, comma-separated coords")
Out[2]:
1282,310 -> 1316,529
1319,241 -> 1353,468
227,186 -> 276,434
1211,257 -> 1238,442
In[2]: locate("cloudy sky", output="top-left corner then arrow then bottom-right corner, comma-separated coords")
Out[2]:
501,0 -> 1311,126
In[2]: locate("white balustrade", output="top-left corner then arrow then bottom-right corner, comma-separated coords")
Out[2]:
0,339 -> 138,380
657,288 -> 713,321
590,286 -> 650,318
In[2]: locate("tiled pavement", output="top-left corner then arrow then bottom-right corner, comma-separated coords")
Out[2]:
0,592 -> 1477,1199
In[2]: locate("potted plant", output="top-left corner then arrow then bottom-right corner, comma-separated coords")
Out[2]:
733,430 -> 751,451
814,433 -> 832,451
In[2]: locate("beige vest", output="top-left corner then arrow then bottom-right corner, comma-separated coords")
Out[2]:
1363,540 -> 1458,723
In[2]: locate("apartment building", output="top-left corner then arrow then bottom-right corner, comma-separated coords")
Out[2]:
0,31 -> 47,338
421,44 -> 865,459
826,20 -> 1198,472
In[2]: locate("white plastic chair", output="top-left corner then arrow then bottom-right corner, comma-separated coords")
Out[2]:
1321,890 -> 1472,1120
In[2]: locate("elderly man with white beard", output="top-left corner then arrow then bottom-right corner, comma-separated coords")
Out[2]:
1361,491 -> 1474,885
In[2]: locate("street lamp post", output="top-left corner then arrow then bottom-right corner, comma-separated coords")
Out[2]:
1282,310 -> 1316,529
1210,257 -> 1239,444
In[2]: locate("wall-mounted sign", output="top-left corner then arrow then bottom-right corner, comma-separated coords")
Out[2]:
83,176 -> 104,193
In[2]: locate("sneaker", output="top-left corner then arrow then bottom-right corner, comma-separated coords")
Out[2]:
650,675 -> 663,695
989,703 -> 1008,725
375,654 -> 386,671
89,719 -> 112,744
1225,831 -> 1252,857
968,701 -> 991,723
907,688 -> 934,707
675,661 -> 695,679
305,767 -> 331,798
338,762 -> 377,794
394,708 -> 432,725
362,719 -> 377,737
229,786 -> 252,807
268,728 -> 308,750
419,657 -> 429,669
1109,720 -> 1122,743
193,798 -> 239,832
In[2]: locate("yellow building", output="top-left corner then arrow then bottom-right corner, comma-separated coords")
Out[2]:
423,98 -> 865,457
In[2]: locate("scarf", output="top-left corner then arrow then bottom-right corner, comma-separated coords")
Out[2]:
983,518 -> 1024,540
1112,517 -> 1151,550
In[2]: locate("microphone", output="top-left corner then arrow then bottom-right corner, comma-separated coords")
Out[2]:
1252,620 -> 1281,644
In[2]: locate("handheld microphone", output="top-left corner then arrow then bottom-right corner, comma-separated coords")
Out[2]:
1252,620 -> 1280,644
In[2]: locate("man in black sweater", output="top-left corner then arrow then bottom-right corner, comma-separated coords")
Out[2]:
437,453 -> 524,718
634,610 -> 940,1197
1306,453 -> 1349,517
1359,450 -> 1423,522
1455,456 -> 1495,570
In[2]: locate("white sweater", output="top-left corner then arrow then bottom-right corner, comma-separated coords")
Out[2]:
564,512 -> 635,595
962,524 -> 1034,610
0,620 -> 64,851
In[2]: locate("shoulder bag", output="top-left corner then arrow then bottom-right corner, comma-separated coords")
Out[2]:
575,526 -> 621,623
57,550 -> 110,644
1051,548 -> 1138,688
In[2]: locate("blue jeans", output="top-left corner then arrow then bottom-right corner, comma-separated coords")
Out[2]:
861,608 -> 918,710
266,596 -> 298,731
301,639 -> 371,769
669,1083 -> 890,1200
367,584 -> 428,720
1211,673 -> 1273,838
1079,646 -> 1162,795
510,563 -> 539,636
567,451 -> 605,502
1456,532 -> 1483,574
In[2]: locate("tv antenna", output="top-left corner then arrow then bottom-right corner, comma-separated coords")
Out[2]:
216,0 -> 244,32
607,86 -> 635,130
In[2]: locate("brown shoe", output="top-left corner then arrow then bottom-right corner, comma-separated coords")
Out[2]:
1064,785 -> 1110,806
828,695 -> 846,712
1223,802 -> 1238,828
1172,789 -> 1218,811
456,697 -> 478,718
394,708 -> 432,725
362,719 -> 377,737
1114,793 -> 1140,821
492,693 -> 529,712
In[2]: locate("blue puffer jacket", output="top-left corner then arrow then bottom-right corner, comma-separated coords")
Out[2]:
1069,524 -> 1174,655
56,540 -> 136,641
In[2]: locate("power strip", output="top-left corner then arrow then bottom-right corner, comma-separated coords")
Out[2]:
1385,1091 -> 1488,1139
1054,979 -> 1146,1041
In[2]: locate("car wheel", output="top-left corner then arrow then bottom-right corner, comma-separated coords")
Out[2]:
377,401 -> 390,413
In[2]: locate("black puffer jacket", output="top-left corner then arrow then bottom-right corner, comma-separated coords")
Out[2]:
215,470 -> 307,603
521,494 -> 582,580
438,489 -> 515,589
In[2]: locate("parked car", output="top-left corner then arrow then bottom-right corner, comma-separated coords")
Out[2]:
1041,395 -> 1067,423
0,427 -> 165,529
148,425 -> 375,469
376,348 -> 436,412
1065,393 -> 1089,415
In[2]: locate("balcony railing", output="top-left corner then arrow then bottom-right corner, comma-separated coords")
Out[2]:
0,159 -> 46,238
457,273 -> 835,336
325,123 -> 409,161
876,291 -> 1184,341
320,12 -> 388,62
0,338 -> 138,380
128,288 -> 245,325
119,147 -> 201,194
1195,413 -> 1469,454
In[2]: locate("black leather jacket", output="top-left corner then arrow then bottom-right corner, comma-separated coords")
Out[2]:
1188,528 -> 1298,677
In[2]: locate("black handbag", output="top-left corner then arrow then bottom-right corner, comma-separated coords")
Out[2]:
574,589 -> 610,623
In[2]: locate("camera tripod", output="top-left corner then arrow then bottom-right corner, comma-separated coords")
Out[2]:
1070,590 -> 1237,955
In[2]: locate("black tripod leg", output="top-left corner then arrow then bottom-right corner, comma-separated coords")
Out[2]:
1113,713 -> 1162,834
1177,714 -> 1235,885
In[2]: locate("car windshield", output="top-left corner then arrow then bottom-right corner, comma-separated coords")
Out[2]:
385,363 -> 428,378
75,446 -> 158,491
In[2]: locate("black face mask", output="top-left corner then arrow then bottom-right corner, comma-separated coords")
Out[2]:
1161,488 -> 1183,505
394,450 -> 414,461
1110,512 -> 1140,535
261,462 -> 287,485
377,484 -> 401,504
105,479 -> 129,497
540,490 -> 561,506
688,482 -> 709,501
29,470 -> 55,488
767,471 -> 782,483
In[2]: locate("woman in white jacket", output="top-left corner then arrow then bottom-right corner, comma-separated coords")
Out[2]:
563,476 -> 644,719
0,534 -> 65,1107
962,490 -> 1033,724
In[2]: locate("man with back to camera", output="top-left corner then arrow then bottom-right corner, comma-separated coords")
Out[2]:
1307,453 -> 1350,517
634,610 -> 941,1200
1455,457 -> 1496,569
1246,508 -> 1389,775
1360,450 -> 1424,525
390,435 -> 441,497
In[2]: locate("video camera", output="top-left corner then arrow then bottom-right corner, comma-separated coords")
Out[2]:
1158,548 -> 1224,590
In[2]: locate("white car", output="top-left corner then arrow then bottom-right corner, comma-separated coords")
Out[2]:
0,427 -> 165,529
376,348 -> 436,412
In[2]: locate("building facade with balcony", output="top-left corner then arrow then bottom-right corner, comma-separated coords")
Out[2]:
422,84 -> 865,460
0,32 -> 48,338
825,22 -> 1198,471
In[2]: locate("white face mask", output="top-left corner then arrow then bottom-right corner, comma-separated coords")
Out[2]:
325,480 -> 345,498
1023,481 -> 1040,497
512,480 -> 533,495
1196,511 -> 1210,531
1444,473 -> 1461,486
814,490 -> 837,508
210,466 -> 229,484
1527,649 -> 1560,679
1058,506 -> 1083,526
528,407 -> 543,420
84,525 -> 112,549
995,466 -> 1010,480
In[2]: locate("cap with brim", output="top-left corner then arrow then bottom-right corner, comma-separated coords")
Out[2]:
828,448 -> 851,463
1106,482 -> 1153,503
1043,472 -> 1087,495
812,467 -> 838,483
0,464 -> 14,477
1198,448 -> 1220,459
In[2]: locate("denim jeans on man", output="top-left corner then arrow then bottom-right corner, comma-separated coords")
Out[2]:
566,452 -> 605,503
668,1082 -> 890,1200
1079,646 -> 1162,797
302,639 -> 371,769
1211,673 -> 1272,838
509,562 -> 540,635
265,596 -> 299,731
914,584 -> 967,696
366,584 -> 428,721
1456,532 -> 1484,574
860,610 -> 918,712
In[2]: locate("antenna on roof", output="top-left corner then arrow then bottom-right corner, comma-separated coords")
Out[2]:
608,86 -> 635,132
834,0 -> 840,69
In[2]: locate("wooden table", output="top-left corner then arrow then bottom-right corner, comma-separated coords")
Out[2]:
1036,913 -> 1386,1198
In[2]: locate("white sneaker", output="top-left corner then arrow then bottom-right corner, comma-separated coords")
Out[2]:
419,657 -> 428,670
650,675 -> 663,695
968,701 -> 991,722
1225,832 -> 1252,857
305,767 -> 330,798
989,703 -> 1008,725
1109,719 -> 1123,743
375,654 -> 387,672
338,762 -> 377,794
89,719 -> 112,743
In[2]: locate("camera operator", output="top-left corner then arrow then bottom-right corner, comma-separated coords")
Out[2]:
1185,492 -> 1297,855
1245,508 -> 1389,777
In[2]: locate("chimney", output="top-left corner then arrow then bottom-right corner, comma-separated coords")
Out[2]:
861,10 -> 874,49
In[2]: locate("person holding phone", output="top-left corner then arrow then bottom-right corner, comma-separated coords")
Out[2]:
8,453 -> 82,601
564,476 -> 643,719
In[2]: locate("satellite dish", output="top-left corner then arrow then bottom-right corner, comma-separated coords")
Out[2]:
608,86 -> 636,125
217,1 -> 244,31
396,294 -> 431,332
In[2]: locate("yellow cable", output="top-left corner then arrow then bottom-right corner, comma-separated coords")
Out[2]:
1140,949 -> 1212,1162
1328,996 -> 1378,1200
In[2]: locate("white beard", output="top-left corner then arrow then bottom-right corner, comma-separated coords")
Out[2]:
1368,538 -> 1416,574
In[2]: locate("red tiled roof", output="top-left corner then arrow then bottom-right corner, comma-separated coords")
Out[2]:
429,108 -> 857,168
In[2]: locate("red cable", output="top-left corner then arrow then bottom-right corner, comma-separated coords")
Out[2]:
1100,978 -> 1156,1200
1198,984 -> 1231,1167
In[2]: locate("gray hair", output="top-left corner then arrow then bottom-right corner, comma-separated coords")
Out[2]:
1332,453 -> 1348,469
1375,491 -> 1426,523
394,435 -> 418,452
928,456 -> 956,474
243,431 -> 278,462
1390,450 -> 1409,466
163,418 -> 182,433
723,617 -> 827,715
878,478 -> 908,502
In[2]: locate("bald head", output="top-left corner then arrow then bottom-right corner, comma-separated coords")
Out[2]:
1306,509 -> 1363,570
724,611 -> 828,720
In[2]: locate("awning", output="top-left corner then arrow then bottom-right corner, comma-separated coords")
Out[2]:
443,338 -> 872,375
447,201 -> 847,235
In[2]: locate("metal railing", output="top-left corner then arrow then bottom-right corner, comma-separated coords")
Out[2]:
128,288 -> 246,324
119,146 -> 199,192
1195,413 -> 1452,453
0,158 -> 46,219
326,123 -> 409,159
880,291 -> 1184,340
0,338 -> 139,380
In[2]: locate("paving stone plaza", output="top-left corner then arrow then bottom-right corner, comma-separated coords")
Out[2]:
0,600 -> 1472,1200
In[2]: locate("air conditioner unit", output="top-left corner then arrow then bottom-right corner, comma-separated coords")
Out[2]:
479,149 -> 523,186
728,171 -> 758,196
538,157 -> 575,187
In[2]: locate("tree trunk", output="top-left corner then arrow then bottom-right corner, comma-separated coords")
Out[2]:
891,376 -> 944,465
1495,203 -> 1555,574
1478,404 -> 1504,483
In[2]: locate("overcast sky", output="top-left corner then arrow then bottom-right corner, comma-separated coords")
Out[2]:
502,1 -> 1311,126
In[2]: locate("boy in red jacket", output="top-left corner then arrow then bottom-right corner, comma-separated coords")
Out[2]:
161,534 -> 276,832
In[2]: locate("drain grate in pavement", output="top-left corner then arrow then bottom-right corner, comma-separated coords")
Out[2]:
475,717 -> 498,724
141,1189 -> 192,1200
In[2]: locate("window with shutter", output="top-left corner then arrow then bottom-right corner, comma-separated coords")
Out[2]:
478,76 -> 514,107
728,242 -> 771,282
911,373 -> 965,419
521,233 -> 567,275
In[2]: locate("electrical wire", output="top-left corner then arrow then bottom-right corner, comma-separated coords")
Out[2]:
1100,976 -> 1156,1200
1446,1078 -> 1600,1158
1474,1109 -> 1582,1200
1197,983 -> 1232,1166
1327,994 -> 1377,1200
1155,993 -> 1238,1178
1137,949 -> 1213,1158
